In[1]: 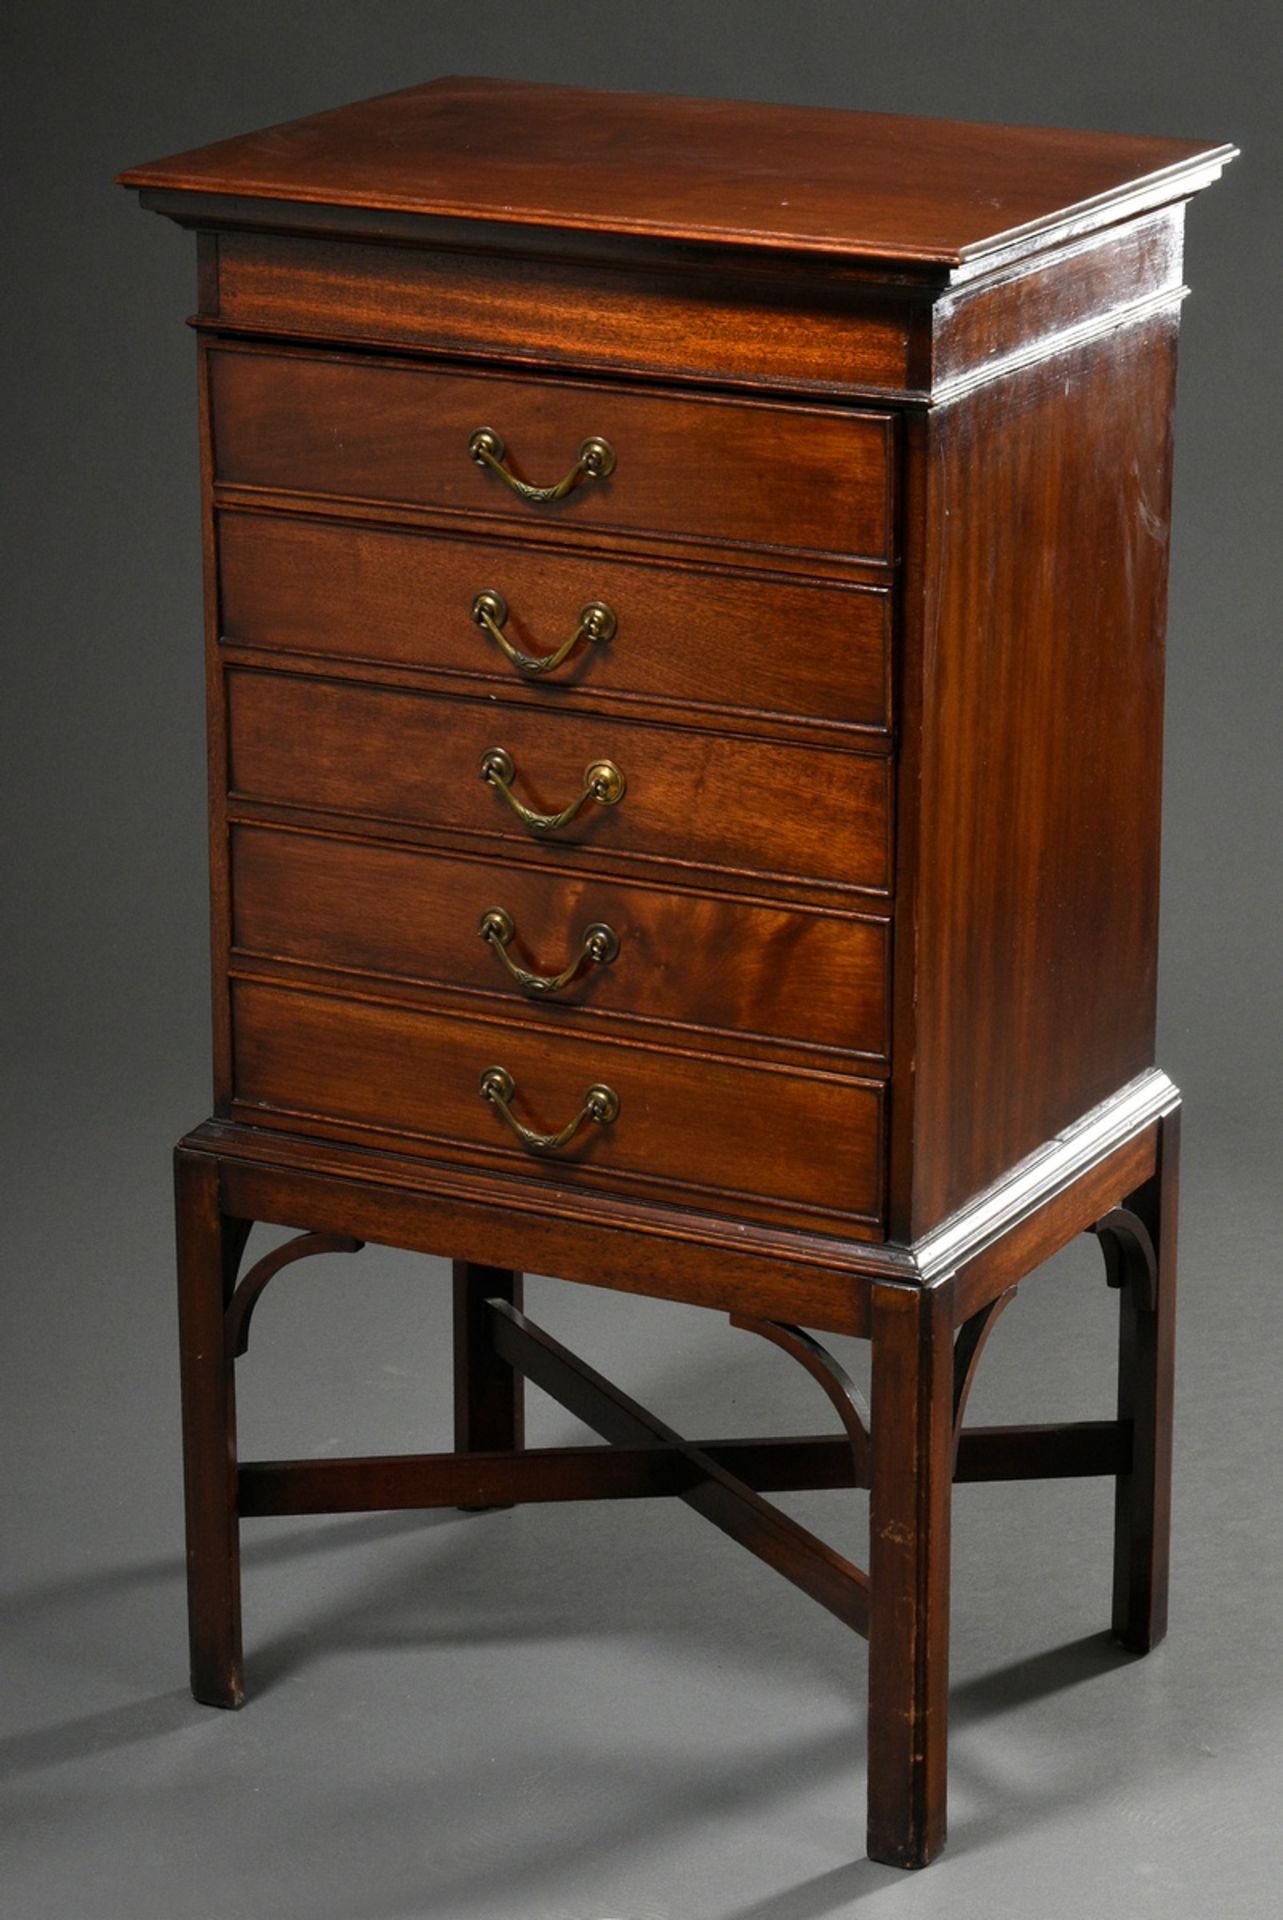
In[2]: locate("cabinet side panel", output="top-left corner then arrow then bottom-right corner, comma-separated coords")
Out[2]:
197,333 -> 233,1112
897,312 -> 1179,1238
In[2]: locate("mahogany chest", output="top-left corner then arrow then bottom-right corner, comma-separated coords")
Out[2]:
121,80 -> 1232,1867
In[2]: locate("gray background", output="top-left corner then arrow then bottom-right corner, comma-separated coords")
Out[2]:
3,3 -> 1280,1916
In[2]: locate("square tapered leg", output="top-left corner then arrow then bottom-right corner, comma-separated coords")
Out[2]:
1112,1108 -> 1179,1652
452,1260 -> 524,1472
174,1149 -> 246,1708
866,1283 -> 954,1868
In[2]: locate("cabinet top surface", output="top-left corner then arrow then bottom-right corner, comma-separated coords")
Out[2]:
119,75 -> 1232,275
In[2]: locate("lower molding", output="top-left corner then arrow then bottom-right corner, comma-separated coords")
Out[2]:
914,1069 -> 1177,1281
183,1067 -> 1176,1331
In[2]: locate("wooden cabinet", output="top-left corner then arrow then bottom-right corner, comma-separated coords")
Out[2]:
121,77 -> 1233,1869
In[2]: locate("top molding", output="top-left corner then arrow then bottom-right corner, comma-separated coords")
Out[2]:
118,75 -> 1236,287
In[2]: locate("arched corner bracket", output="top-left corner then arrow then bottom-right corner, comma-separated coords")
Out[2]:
729,1314 -> 870,1481
225,1231 -> 365,1357
952,1288 -> 1018,1461
1091,1207 -> 1158,1311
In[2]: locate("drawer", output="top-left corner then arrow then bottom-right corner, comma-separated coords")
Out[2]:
230,979 -> 884,1231
212,231 -> 915,397
230,824 -> 890,1060
218,510 -> 892,735
226,669 -> 892,893
209,348 -> 895,565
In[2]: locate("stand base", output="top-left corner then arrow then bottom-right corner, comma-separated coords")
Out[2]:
174,1076 -> 1179,1869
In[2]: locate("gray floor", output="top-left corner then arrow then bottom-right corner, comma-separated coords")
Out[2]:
4,1053 -> 1280,1919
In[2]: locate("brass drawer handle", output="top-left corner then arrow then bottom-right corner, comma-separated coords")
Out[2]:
479,745 -> 625,835
479,1065 -> 620,1155
479,906 -> 620,996
468,427 -> 616,504
471,589 -> 617,678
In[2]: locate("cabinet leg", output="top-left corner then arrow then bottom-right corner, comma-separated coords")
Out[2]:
1113,1108 -> 1179,1652
867,1283 -> 953,1868
452,1262 -> 524,1497
174,1149 -> 245,1707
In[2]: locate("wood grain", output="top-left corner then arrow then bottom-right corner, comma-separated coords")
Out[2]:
119,76 -> 1231,276
924,206 -> 1186,395
891,315 -> 1178,1239
225,668 -> 893,894
211,230 -> 914,397
1111,1106 -> 1179,1651
121,76 -> 1230,1874
452,1260 -> 524,1470
173,1151 -> 244,1709
229,977 -> 885,1232
229,822 -> 891,1060
216,507 -> 893,736
208,345 -> 895,565
867,1282 -> 954,1867
234,1421 -> 1129,1515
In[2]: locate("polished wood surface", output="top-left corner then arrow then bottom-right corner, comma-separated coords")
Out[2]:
187,1075 -> 1171,1338
173,1152 -> 244,1709
867,1282 -> 954,1865
119,76 -> 1230,274
229,824 -> 891,1061
1110,1109 -> 1179,1650
217,508 -> 893,737
224,668 -> 893,892
891,313 -> 1178,1238
122,79 -> 1228,1872
206,228 -> 915,396
229,978 -> 885,1231
194,199 -> 1191,403
179,1108 -> 1178,1866
209,345 -> 895,563
452,1260 -> 524,1476
236,1421 -> 1129,1516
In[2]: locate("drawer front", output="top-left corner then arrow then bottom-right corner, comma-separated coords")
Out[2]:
213,232 -> 915,398
231,979 -> 884,1230
226,669 -> 892,893
230,824 -> 890,1060
218,510 -> 892,735
209,348 -> 895,564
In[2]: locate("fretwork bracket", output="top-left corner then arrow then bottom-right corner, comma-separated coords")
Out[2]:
225,1229 -> 365,1357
